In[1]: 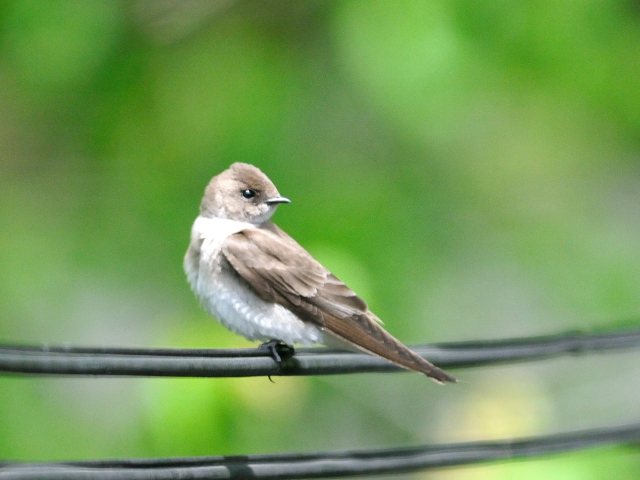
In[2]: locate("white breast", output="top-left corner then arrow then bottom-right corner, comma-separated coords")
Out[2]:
184,215 -> 324,346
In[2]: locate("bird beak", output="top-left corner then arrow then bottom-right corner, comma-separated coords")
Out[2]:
265,196 -> 291,205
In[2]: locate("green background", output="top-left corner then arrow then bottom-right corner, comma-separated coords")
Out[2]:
1,1 -> 640,478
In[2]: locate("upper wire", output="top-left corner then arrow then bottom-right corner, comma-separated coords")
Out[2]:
1,327 -> 639,377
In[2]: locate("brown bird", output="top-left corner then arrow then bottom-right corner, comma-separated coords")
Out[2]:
184,163 -> 455,383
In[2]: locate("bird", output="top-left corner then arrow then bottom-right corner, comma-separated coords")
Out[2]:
184,163 -> 455,383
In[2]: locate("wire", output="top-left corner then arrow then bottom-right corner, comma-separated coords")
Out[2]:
1,327 -> 639,377
1,422 -> 639,479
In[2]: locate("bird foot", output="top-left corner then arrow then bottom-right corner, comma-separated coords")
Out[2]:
259,340 -> 295,363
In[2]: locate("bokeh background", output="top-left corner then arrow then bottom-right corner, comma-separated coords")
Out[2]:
1,1 -> 640,478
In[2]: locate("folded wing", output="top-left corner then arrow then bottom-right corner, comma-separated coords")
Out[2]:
221,223 -> 455,383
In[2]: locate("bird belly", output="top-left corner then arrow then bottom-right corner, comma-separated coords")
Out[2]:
198,269 -> 324,345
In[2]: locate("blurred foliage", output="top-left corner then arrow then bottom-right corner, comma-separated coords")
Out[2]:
1,0 -> 640,478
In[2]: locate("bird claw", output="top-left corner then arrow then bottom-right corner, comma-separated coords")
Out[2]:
259,340 -> 295,363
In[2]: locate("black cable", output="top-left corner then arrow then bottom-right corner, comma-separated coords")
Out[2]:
1,422 -> 639,479
1,327 -> 639,377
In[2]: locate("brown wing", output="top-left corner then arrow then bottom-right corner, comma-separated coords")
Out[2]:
222,224 -> 455,383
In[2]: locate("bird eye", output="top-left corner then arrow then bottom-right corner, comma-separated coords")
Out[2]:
242,189 -> 256,199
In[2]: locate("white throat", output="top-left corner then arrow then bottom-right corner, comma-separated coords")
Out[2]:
195,215 -> 255,242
